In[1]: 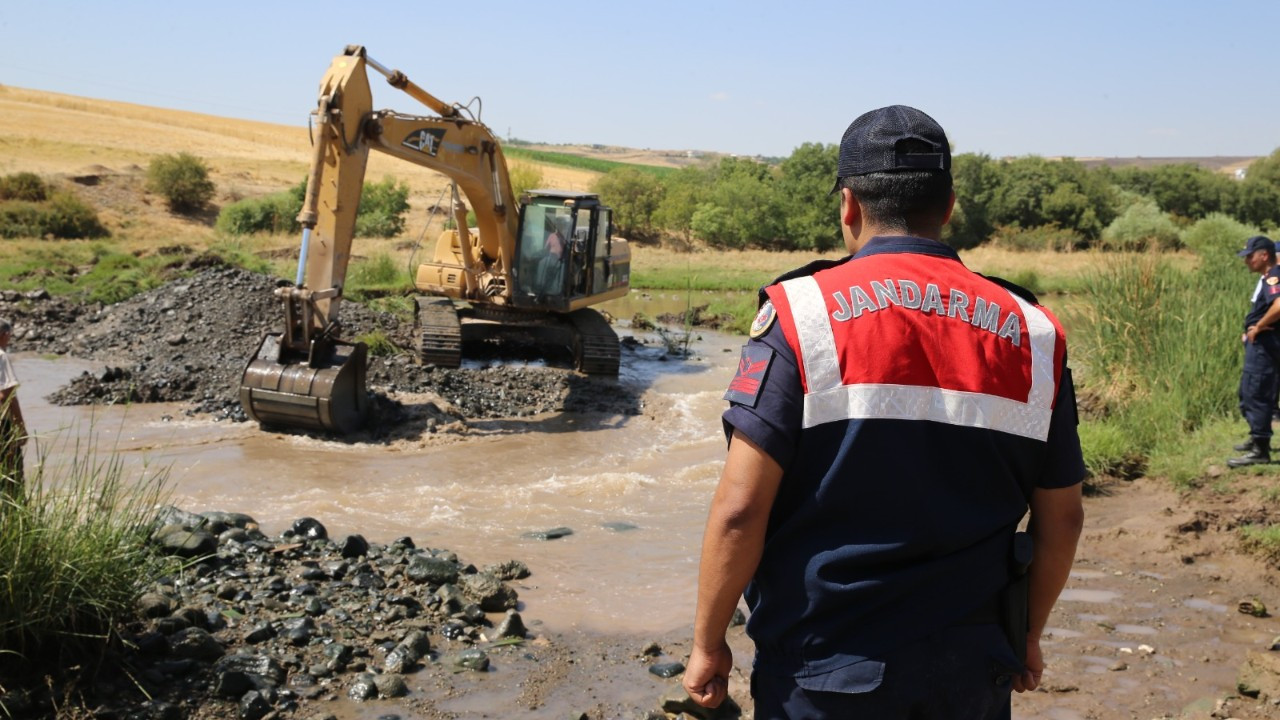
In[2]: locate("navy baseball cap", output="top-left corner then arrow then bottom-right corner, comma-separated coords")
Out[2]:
1237,235 -> 1276,257
829,105 -> 951,195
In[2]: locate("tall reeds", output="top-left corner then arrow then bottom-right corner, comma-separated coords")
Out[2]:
0,428 -> 174,671
1073,215 -> 1263,480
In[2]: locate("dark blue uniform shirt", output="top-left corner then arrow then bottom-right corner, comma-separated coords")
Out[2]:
722,238 -> 1086,682
1245,265 -> 1280,330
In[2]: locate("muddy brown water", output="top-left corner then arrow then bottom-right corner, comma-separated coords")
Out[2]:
16,323 -> 741,637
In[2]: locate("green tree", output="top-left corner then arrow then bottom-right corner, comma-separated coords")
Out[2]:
591,167 -> 665,240
987,156 -> 1114,241
777,143 -> 840,251
1110,164 -> 1234,221
1231,149 -> 1280,228
146,152 -> 216,213
653,166 -> 712,243
947,153 -> 1001,248
692,158 -> 784,249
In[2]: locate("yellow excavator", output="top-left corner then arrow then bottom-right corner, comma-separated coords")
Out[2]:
239,45 -> 630,434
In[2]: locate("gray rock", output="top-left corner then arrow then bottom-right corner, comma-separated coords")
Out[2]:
322,638 -> 353,661
153,616 -> 191,635
347,673 -> 377,701
152,505 -> 205,530
154,526 -> 217,559
383,645 -> 417,674
406,555 -> 460,585
244,621 -> 275,644
602,521 -> 639,532
495,610 -> 527,639
459,572 -> 518,612
400,629 -> 431,656
649,661 -> 685,678
239,690 -> 271,720
213,654 -> 287,689
138,592 -> 175,618
169,627 -> 225,662
201,510 -> 257,529
435,583 -> 465,613
216,582 -> 243,600
483,559 -> 531,580
339,534 -> 369,558
522,526 -> 574,540
454,648 -> 490,671
374,673 -> 408,698
290,517 -> 328,540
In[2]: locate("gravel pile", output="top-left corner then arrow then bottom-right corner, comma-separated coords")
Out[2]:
0,261 -> 643,431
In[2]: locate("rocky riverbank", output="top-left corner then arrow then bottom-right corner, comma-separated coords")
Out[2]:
0,261 -> 648,436
0,507 -> 737,720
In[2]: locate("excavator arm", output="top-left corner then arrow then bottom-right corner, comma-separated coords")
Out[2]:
241,46 -> 523,433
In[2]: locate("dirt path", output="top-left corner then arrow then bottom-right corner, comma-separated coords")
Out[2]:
629,475 -> 1280,720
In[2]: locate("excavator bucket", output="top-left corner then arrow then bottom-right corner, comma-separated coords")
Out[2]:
239,334 -> 369,434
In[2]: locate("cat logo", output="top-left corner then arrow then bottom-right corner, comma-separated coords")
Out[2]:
402,129 -> 446,157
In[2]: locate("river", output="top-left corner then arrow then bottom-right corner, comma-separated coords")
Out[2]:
16,321 -> 744,637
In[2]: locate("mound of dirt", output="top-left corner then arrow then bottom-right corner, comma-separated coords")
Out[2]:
2,262 -> 642,436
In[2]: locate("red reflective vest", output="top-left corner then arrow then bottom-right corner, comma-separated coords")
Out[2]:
764,249 -> 1066,442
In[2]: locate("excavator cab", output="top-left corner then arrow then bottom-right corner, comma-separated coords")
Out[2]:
512,191 -> 626,311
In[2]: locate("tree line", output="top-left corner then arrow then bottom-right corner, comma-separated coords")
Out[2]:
591,144 -> 1280,252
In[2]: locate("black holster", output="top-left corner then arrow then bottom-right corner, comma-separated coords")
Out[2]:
1001,531 -> 1033,667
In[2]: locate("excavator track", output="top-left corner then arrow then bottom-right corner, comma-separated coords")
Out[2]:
416,297 -> 462,368
569,308 -> 620,376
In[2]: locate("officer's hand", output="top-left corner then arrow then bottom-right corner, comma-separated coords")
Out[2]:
1013,637 -> 1044,693
683,641 -> 733,708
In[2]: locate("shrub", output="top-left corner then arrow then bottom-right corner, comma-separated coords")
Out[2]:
41,191 -> 109,239
1180,212 -> 1263,260
217,177 -> 407,238
0,172 -> 49,202
355,177 -> 410,238
0,430 -> 176,666
988,223 -> 1086,252
1100,199 -> 1181,251
354,329 -> 398,357
216,192 -> 301,235
0,191 -> 108,239
146,152 -> 215,213
348,252 -> 403,287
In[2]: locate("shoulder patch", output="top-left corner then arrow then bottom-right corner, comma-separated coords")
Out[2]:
724,344 -> 775,408
1267,276 -> 1278,286
750,301 -> 777,339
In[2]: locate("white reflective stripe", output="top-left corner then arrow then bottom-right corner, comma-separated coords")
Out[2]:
1008,291 -> 1058,413
781,276 -> 842,392
802,384 -> 1053,440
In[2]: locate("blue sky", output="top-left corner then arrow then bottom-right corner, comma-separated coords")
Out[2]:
2,1 -> 1277,160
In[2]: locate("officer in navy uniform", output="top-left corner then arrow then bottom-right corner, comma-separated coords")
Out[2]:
1229,235 -> 1280,467
684,106 -> 1086,719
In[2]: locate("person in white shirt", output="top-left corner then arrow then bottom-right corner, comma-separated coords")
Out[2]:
0,318 -> 27,492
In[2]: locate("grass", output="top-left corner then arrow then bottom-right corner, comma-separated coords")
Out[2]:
0,427 -> 177,677
1239,524 -> 1280,565
503,147 -> 676,178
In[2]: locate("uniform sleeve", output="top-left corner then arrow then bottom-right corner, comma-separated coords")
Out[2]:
0,354 -> 17,392
1038,365 -> 1086,489
721,319 -> 803,471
